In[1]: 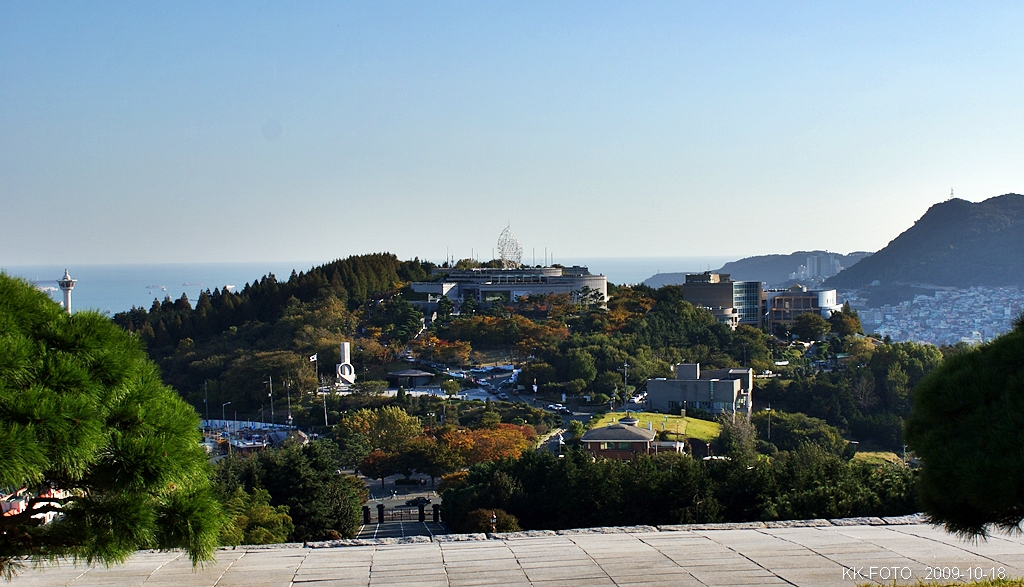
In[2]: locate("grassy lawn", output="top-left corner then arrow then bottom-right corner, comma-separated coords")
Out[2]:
589,412 -> 721,442
852,451 -> 902,466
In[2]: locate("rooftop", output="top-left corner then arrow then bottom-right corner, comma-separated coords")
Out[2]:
580,423 -> 657,442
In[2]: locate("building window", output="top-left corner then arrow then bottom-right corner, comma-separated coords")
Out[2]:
617,442 -> 630,450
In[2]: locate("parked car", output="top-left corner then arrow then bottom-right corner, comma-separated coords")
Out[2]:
498,393 -> 510,400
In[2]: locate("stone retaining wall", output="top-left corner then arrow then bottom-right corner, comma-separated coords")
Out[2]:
300,513 -> 929,548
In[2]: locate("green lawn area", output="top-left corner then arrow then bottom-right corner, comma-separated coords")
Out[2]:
852,451 -> 902,466
589,412 -> 721,442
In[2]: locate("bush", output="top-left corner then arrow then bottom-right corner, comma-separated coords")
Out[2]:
464,508 -> 522,533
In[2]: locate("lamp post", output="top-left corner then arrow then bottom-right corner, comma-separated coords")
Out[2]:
265,375 -> 274,427
222,402 -> 231,430
765,405 -> 772,440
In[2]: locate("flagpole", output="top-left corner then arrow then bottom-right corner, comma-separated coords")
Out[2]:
315,355 -> 327,427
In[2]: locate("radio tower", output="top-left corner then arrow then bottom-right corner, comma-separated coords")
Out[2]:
57,269 -> 76,314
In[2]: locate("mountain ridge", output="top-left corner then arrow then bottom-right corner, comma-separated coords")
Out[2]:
826,194 -> 1024,290
643,251 -> 871,288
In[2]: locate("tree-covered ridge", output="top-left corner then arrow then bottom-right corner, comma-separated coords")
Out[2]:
827,193 -> 1024,289
111,254 -> 433,417
114,253 -> 435,353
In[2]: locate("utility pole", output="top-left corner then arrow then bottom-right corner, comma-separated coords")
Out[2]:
618,361 -> 630,405
203,380 -> 209,425
285,379 -> 293,428
312,354 -> 326,427
265,375 -> 274,427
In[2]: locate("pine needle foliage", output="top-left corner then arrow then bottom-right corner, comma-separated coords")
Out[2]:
0,273 -> 222,579
905,318 -> 1024,538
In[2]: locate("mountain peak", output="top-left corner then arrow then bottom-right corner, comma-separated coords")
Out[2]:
826,194 -> 1024,290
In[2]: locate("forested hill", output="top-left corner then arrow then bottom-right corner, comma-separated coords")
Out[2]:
827,194 -> 1024,290
114,253 -> 435,351
644,251 -> 871,288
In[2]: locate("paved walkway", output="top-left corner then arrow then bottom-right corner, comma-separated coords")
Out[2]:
355,521 -> 446,540
12,520 -> 1024,586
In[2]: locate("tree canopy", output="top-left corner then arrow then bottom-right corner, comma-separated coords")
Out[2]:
0,273 -> 221,579
905,319 -> 1024,537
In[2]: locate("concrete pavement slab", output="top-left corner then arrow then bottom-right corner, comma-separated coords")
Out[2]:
13,523 -> 1024,587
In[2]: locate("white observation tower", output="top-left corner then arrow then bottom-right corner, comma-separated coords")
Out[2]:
57,269 -> 76,314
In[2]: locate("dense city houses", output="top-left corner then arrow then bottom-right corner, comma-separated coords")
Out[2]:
851,286 -> 1024,345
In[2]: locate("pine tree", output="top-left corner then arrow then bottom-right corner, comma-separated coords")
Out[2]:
0,273 -> 222,579
905,320 -> 1024,537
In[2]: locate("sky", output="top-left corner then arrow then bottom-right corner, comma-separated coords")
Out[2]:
2,2 -> 1023,266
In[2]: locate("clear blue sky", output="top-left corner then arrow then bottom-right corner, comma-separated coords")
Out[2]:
2,2 -> 1022,265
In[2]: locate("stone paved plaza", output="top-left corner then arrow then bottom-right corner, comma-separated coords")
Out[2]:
12,518 -> 1024,587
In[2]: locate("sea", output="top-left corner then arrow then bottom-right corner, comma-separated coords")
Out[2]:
2,256 -> 737,316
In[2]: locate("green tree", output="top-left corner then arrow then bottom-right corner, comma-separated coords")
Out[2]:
905,320 -> 1024,537
0,274 -> 221,579
441,379 -> 461,399
460,296 -> 479,316
374,406 -> 422,451
219,487 -> 294,546
479,411 -> 502,429
567,419 -> 586,440
436,296 -> 454,322
751,410 -> 847,456
793,313 -> 831,341
216,441 -> 365,542
352,380 -> 388,396
829,303 -> 863,336
564,348 -> 597,384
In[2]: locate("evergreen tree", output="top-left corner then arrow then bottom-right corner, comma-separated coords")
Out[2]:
0,273 -> 221,579
905,320 -> 1024,537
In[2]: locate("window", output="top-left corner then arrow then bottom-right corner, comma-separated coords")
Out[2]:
617,442 -> 630,450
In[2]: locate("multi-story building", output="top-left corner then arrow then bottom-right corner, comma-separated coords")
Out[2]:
765,285 -> 842,329
681,272 -> 764,329
645,363 -> 753,420
409,265 -> 607,310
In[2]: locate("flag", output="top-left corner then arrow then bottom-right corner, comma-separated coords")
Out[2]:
309,353 -> 317,362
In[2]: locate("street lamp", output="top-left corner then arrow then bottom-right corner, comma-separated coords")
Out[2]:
222,401 -> 231,430
264,375 -> 274,427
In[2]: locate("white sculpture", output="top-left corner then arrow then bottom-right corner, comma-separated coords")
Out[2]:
336,342 -> 357,385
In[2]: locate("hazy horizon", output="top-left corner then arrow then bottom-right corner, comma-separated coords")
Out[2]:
4,3 -> 1023,265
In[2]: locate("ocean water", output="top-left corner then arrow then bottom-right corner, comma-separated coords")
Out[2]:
3,256 -> 738,315
3,262 -> 314,316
